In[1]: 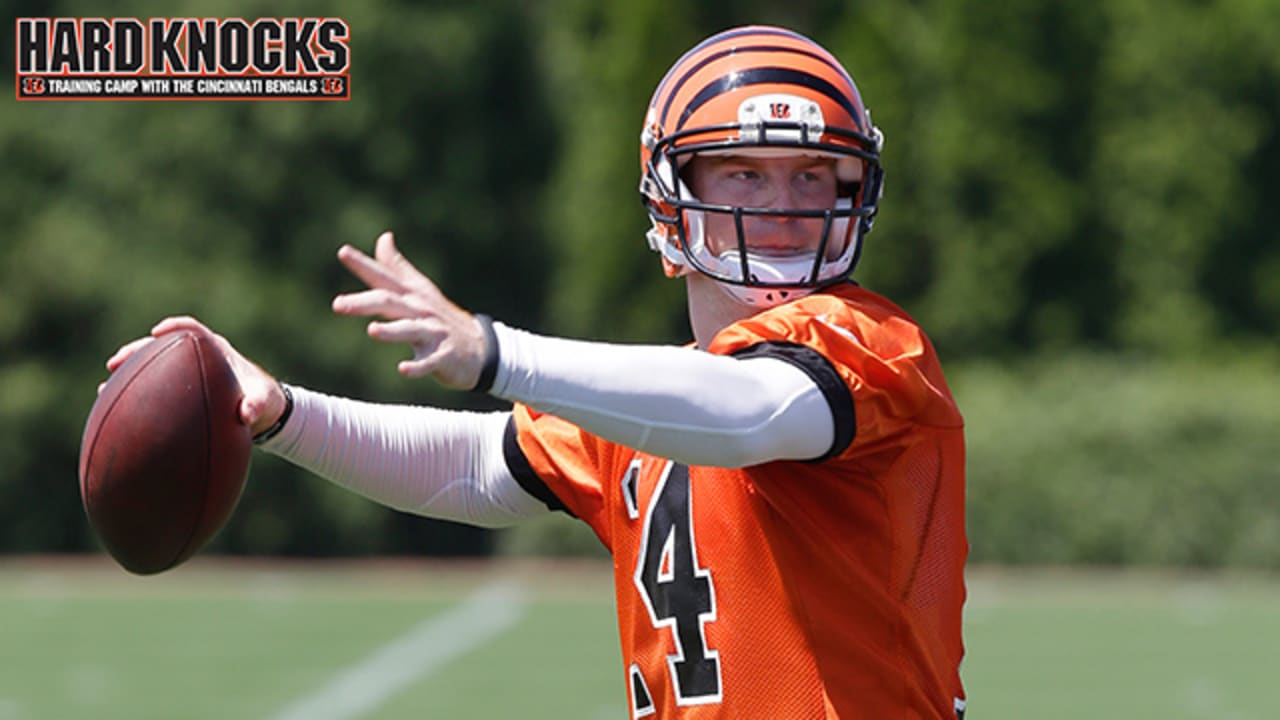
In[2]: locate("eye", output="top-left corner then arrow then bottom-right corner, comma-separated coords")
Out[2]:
796,166 -> 835,184
792,167 -> 836,199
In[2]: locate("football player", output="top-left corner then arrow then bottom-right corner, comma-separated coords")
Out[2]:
109,25 -> 967,719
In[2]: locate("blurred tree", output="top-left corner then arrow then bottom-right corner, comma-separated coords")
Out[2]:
0,0 -> 558,556
532,0 -> 695,343
1093,0 -> 1280,355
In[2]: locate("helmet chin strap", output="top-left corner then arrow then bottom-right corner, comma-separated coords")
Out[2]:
718,282 -> 814,308
711,252 -> 819,307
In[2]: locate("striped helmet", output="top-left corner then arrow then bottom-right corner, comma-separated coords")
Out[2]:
639,26 -> 885,307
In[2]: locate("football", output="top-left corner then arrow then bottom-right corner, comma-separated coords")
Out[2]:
79,328 -> 251,574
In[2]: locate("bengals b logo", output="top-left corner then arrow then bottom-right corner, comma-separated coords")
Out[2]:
322,76 -> 345,95
22,77 -> 46,95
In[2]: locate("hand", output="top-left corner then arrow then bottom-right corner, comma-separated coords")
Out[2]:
103,316 -> 287,436
333,231 -> 488,390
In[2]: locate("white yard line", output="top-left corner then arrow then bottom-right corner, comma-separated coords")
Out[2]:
270,580 -> 526,720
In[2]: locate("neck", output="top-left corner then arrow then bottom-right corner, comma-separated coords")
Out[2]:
686,274 -> 760,350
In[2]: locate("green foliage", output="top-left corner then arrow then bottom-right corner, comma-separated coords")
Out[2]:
1,0 -> 554,555
2,0 -> 1278,562
534,0 -> 695,342
496,511 -> 609,559
957,353 -> 1280,567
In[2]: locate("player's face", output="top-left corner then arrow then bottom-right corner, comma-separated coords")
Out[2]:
685,154 -> 843,259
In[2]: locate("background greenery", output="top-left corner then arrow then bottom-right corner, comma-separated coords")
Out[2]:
2,0 -> 1277,565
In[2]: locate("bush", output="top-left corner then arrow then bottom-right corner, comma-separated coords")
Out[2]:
955,352 -> 1280,567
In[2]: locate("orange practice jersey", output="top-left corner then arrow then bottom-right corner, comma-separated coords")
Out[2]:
505,283 -> 967,719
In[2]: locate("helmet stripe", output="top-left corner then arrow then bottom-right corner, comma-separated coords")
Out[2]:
675,67 -> 863,132
652,26 -> 815,102
657,44 -> 854,128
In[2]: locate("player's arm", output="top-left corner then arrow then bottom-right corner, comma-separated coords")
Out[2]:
105,315 -> 543,527
257,389 -> 548,527
333,233 -> 848,468
255,331 -> 843,527
486,324 -> 846,467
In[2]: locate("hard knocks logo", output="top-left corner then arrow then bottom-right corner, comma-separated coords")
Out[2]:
15,18 -> 350,101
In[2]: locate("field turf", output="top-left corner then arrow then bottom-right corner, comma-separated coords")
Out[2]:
1,558 -> 1276,719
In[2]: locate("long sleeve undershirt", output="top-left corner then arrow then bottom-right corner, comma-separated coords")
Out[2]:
260,323 -> 836,524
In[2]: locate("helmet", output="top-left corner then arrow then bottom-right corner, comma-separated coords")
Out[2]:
639,26 -> 885,307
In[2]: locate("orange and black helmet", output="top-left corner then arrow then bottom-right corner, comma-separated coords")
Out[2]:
639,26 -> 885,306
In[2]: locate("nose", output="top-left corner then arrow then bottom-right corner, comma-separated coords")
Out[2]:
744,214 -> 817,254
769,176 -> 803,211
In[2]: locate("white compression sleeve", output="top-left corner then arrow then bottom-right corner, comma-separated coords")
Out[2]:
258,386 -> 548,527
489,324 -> 836,467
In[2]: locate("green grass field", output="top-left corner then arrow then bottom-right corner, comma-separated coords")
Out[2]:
2,558 -> 1276,719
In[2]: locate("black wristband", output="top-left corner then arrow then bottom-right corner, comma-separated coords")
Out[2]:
252,383 -> 294,445
470,314 -> 500,394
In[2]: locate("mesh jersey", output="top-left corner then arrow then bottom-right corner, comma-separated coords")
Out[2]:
506,282 -> 967,720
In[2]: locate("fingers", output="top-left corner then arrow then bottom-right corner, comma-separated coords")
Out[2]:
332,287 -> 382,315
337,232 -> 414,291
374,318 -> 485,388
150,315 -> 244,379
332,288 -> 428,318
106,315 -> 212,375
363,319 -> 453,380
367,317 -> 422,342
105,336 -> 155,372
398,356 -> 442,378
338,232 -> 442,298
335,232 -> 482,389
153,316 -> 242,363
333,234 -> 447,320
337,241 -> 401,293
239,388 -> 274,428
374,231 -> 402,267
100,316 -> 283,432
231,362 -> 280,431
374,232 -> 431,287
367,318 -> 446,363
151,315 -> 209,337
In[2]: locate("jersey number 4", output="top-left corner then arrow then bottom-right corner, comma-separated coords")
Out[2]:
633,461 -> 722,705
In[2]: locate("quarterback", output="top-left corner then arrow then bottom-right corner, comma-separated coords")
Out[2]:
108,25 -> 968,719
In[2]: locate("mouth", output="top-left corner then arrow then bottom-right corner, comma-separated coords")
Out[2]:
743,244 -> 810,257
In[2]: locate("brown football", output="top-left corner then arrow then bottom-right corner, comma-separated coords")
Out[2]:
79,328 -> 251,574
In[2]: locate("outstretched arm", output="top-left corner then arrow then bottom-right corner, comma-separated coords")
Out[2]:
257,390 -> 546,527
103,316 -> 545,526
336,233 -> 838,467
487,325 -> 836,466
